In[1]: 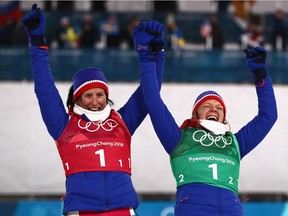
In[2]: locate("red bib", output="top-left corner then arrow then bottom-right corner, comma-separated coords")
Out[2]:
56,110 -> 132,176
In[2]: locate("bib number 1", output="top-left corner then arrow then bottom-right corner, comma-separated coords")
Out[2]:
95,149 -> 106,167
208,163 -> 218,180
208,163 -> 234,185
95,149 -> 131,168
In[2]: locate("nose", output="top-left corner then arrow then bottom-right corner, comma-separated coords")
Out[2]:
211,106 -> 217,112
91,96 -> 98,105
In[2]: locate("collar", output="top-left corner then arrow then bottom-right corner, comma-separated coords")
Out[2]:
198,119 -> 230,135
73,104 -> 111,122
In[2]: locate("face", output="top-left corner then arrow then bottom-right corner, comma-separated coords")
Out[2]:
76,88 -> 107,111
196,99 -> 225,123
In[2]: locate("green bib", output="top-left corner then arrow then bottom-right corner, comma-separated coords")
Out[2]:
170,127 -> 240,194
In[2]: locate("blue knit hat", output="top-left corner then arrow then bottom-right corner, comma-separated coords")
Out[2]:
192,90 -> 226,117
73,67 -> 108,100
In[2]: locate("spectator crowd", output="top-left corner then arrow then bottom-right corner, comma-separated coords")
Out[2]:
1,1 -> 288,51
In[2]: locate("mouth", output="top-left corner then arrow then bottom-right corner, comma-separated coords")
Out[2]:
89,107 -> 101,111
206,115 -> 218,121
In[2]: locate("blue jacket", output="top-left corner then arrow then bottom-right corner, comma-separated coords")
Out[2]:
139,60 -> 277,215
29,46 -> 164,214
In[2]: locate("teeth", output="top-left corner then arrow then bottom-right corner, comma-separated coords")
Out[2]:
207,116 -> 217,121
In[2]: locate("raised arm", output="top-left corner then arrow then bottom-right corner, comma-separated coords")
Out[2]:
235,47 -> 278,158
134,21 -> 181,154
118,21 -> 165,135
22,4 -> 68,140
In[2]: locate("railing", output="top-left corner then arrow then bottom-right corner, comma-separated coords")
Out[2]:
1,47 -> 288,84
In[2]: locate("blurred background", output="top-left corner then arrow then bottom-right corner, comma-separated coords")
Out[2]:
1,0 -> 288,215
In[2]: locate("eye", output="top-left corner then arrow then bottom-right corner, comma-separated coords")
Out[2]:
82,94 -> 90,98
85,94 -> 93,98
97,92 -> 105,98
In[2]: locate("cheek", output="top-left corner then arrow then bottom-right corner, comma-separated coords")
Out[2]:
99,97 -> 107,105
219,109 -> 225,116
219,111 -> 225,122
77,97 -> 90,107
197,109 -> 207,119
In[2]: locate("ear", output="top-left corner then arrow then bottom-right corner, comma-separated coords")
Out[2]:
75,96 -> 81,106
193,111 -> 199,120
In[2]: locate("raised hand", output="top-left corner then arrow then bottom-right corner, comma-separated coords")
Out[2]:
21,4 -> 47,48
133,20 -> 164,62
244,47 -> 268,84
149,21 -> 164,53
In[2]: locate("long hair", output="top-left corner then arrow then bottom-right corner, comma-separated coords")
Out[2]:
66,84 -> 74,109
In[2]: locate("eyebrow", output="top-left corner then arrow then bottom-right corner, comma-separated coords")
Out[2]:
203,102 -> 223,107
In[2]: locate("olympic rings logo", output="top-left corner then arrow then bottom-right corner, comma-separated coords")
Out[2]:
78,119 -> 118,132
192,130 -> 232,148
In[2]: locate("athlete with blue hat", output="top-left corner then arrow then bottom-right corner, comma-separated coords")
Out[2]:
22,4 -> 165,216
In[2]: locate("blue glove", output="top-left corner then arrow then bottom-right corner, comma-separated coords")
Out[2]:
150,22 -> 164,53
21,4 -> 47,48
244,47 -> 268,85
133,20 -> 164,62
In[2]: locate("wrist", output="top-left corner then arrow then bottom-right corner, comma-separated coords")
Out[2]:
252,68 -> 268,84
150,41 -> 164,54
30,34 -> 47,48
138,54 -> 155,62
154,50 -> 165,61
136,45 -> 155,62
255,79 -> 265,88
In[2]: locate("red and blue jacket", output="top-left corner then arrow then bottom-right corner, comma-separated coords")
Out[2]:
29,46 -> 164,214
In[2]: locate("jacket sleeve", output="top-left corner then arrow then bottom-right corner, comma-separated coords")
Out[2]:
118,52 -> 165,136
29,46 -> 69,140
139,59 -> 182,154
235,77 -> 278,158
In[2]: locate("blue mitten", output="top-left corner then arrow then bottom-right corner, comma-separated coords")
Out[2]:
150,21 -> 164,54
133,20 -> 164,62
21,4 -> 47,48
244,47 -> 268,85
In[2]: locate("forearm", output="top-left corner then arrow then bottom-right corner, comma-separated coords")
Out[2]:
140,61 -> 181,154
119,51 -> 164,135
155,50 -> 165,90
118,86 -> 147,135
236,76 -> 277,158
256,77 -> 277,124
30,46 -> 68,140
